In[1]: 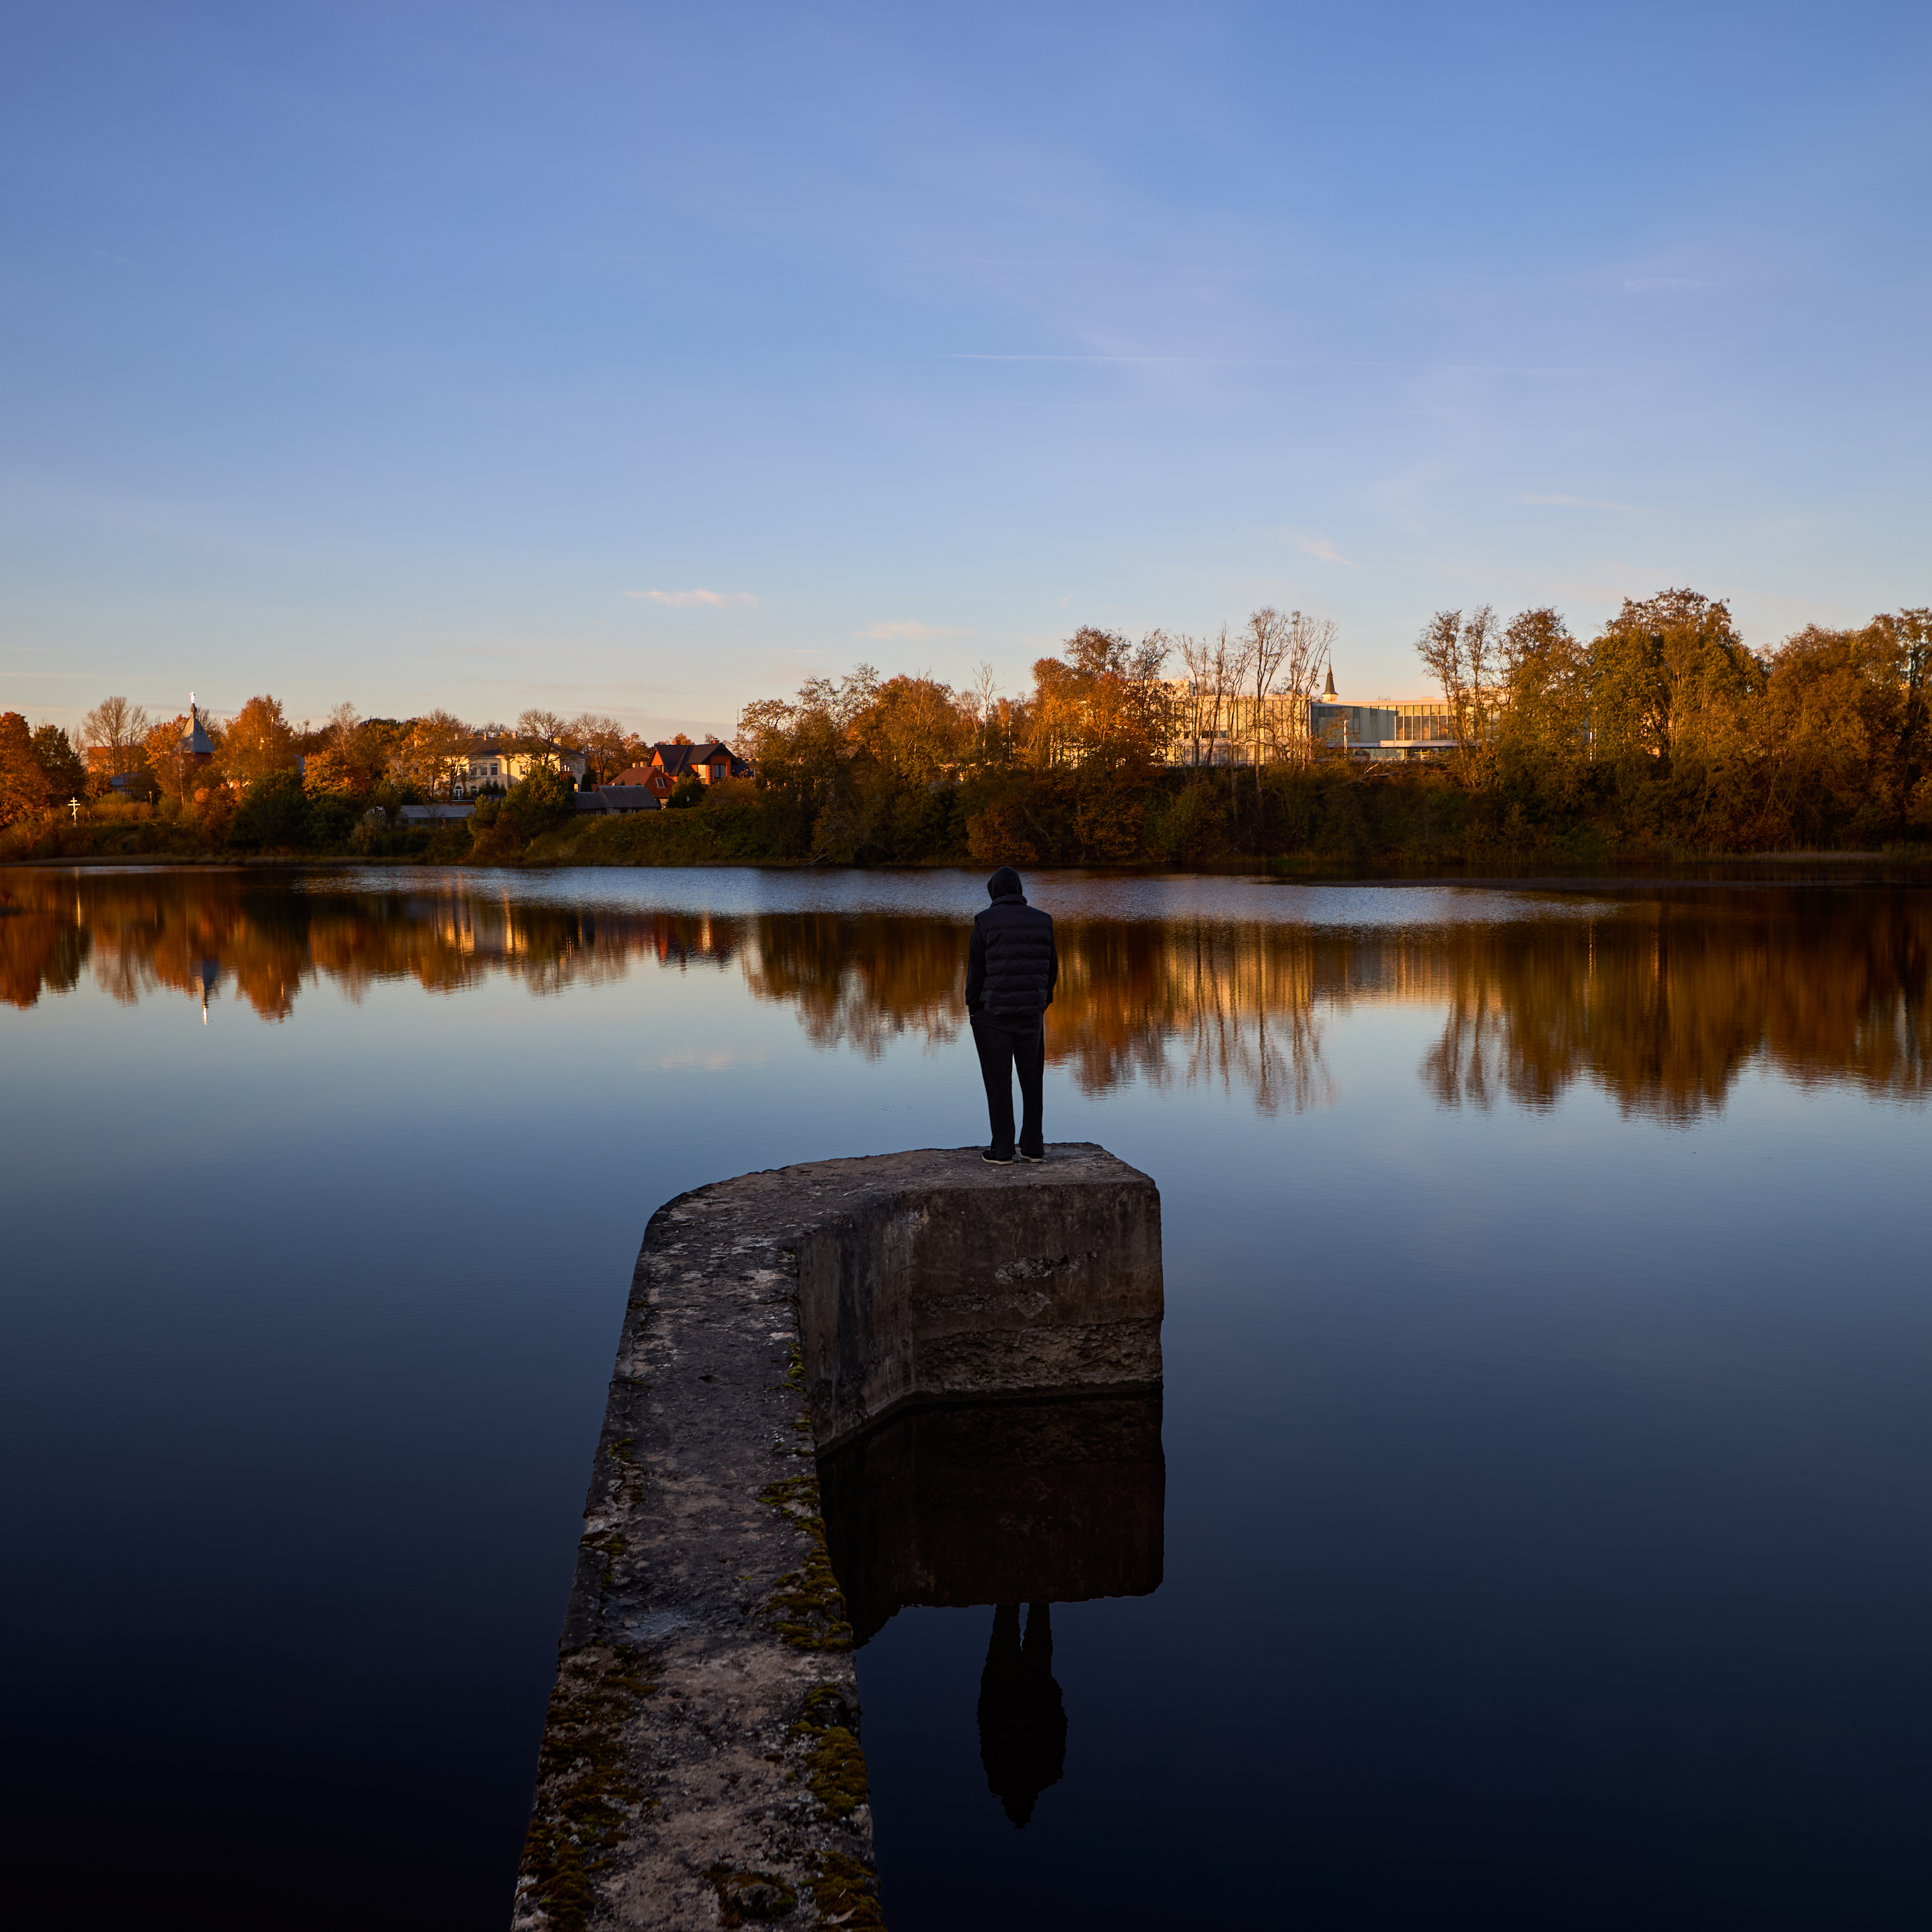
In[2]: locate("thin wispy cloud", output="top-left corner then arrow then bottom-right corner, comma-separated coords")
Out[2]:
857,619 -> 967,640
1279,529 -> 1356,566
1523,493 -> 1655,513
949,353 -> 1276,365
626,588 -> 756,609
948,354 -> 1575,374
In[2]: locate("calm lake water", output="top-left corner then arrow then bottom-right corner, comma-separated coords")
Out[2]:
3,864 -> 1930,1929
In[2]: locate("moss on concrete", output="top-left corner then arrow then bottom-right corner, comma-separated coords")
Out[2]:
706,1866 -> 799,1925
809,1850 -> 887,1930
516,1644 -> 657,1932
791,1684 -> 871,1824
760,1472 -> 854,1653
762,1346 -> 858,1654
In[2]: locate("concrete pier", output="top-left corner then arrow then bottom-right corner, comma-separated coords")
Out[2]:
512,1144 -> 1163,1932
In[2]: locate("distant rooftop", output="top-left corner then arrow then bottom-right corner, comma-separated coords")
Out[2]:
180,700 -> 216,759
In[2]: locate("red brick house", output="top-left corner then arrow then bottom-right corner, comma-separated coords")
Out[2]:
607,765 -> 675,801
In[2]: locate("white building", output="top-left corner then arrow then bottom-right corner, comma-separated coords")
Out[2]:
452,736 -> 588,799
1164,671 -> 1462,765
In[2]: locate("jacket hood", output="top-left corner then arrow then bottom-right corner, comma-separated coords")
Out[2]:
985,866 -> 1025,901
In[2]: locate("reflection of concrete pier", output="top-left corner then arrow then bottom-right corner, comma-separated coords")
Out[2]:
821,1389 -> 1164,1834
819,1392 -> 1164,1645
512,1145 -> 1162,1932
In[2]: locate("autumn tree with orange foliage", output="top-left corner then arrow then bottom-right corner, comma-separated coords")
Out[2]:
392,709 -> 473,799
1586,589 -> 1765,779
302,703 -> 390,797
1012,628 -> 1173,861
224,695 -> 300,785
141,714 -> 200,799
0,712 -> 51,826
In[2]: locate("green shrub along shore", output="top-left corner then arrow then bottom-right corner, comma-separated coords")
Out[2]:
6,590 -> 1930,872
522,765 -> 1932,870
7,759 -> 1931,874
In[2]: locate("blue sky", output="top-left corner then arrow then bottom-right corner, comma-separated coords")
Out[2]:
3,1 -> 1927,739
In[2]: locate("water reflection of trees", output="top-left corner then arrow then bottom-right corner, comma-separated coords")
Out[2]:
1050,919 -> 1334,1113
740,914 -> 965,1058
736,914 -> 1330,1108
1423,895 -> 1931,1118
3,873 -> 1926,1117
0,873 -> 744,1022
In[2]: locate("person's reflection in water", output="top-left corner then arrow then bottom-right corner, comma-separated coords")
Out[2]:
976,1603 -> 1067,1827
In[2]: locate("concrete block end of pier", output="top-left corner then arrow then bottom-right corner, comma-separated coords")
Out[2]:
512,1144 -> 1163,1932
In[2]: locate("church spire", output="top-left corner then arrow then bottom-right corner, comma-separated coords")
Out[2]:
181,694 -> 216,762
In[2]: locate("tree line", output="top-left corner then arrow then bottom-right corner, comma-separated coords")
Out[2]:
685,590 -> 1930,864
1415,590 -> 1932,851
4,585 -> 1928,865
0,697 -> 668,857
724,611 -> 1339,867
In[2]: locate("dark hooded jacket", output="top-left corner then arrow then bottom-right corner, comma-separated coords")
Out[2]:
965,871 -> 1057,1024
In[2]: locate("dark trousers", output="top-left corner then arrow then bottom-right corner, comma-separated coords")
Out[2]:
971,1012 -> 1045,1156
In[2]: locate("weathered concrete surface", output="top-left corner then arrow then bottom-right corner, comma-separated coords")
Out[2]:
511,1176 -> 874,1932
513,1144 -> 1163,1932
793,1143 -> 1163,1448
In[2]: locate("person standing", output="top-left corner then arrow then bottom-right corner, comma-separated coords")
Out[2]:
964,866 -> 1057,1164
